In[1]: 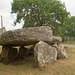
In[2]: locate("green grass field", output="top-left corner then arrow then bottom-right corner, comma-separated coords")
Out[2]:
62,41 -> 75,45
0,46 -> 2,53
0,46 -> 75,75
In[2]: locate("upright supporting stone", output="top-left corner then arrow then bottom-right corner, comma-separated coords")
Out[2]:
1,46 -> 18,63
34,41 -> 57,67
29,45 -> 35,56
53,44 -> 68,59
1,46 -> 10,63
18,46 -> 30,59
8,47 -> 18,62
0,54 -> 1,61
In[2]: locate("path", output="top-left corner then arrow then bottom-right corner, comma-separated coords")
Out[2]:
62,44 -> 75,48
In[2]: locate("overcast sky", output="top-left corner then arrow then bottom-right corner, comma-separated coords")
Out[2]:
0,0 -> 75,31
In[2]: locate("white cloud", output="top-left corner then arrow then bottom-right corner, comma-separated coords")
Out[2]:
0,0 -> 23,31
0,0 -> 75,31
60,0 -> 75,16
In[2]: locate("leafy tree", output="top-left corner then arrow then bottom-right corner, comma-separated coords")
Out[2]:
64,16 -> 75,37
11,0 -> 69,35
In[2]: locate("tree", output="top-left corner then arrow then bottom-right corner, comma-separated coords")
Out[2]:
64,16 -> 75,37
11,0 -> 69,35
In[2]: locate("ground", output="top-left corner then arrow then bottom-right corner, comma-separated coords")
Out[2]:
62,41 -> 75,45
0,46 -> 75,75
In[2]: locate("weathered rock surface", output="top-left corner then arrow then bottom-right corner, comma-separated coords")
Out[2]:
0,26 -> 62,46
18,46 -> 30,59
1,46 -> 18,63
34,41 -> 57,67
1,46 -> 10,63
52,36 -> 62,43
53,44 -> 68,59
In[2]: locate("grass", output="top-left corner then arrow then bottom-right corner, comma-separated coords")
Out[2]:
0,46 -> 2,53
62,41 -> 75,45
0,46 -> 75,75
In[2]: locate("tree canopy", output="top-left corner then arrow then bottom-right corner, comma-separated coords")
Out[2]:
64,16 -> 75,37
11,0 -> 69,32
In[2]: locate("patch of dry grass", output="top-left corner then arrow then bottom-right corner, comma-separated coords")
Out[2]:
0,47 -> 75,75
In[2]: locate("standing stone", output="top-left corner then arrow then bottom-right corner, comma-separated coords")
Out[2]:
53,44 -> 68,59
1,46 -> 10,63
1,46 -> 18,63
18,46 -> 30,59
8,47 -> 18,62
34,41 -> 57,67
0,54 -> 1,62
29,45 -> 35,56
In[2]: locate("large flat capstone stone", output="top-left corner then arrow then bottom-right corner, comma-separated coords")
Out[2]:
0,26 -> 62,46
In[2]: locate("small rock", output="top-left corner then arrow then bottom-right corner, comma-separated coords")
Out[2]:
52,36 -> 62,43
53,44 -> 68,59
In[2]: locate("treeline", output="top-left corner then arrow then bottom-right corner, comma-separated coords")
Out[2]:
53,16 -> 75,41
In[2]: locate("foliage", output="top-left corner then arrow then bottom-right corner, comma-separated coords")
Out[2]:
11,0 -> 69,36
64,16 -> 75,37
54,16 -> 75,39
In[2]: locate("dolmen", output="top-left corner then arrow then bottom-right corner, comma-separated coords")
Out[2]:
0,26 -> 68,67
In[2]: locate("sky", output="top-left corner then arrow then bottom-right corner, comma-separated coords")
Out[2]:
0,0 -> 75,31
0,0 -> 23,30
